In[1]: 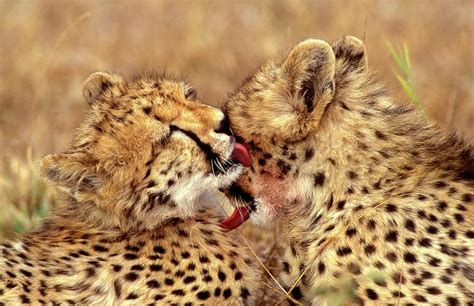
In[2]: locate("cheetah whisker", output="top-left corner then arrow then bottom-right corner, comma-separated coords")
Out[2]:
210,159 -> 216,177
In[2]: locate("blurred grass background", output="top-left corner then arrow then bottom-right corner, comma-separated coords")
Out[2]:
0,0 -> 472,303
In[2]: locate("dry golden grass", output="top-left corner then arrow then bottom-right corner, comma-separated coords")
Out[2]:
0,0 -> 473,304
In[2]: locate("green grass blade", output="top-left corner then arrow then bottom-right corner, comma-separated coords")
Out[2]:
387,40 -> 425,117
403,43 -> 412,72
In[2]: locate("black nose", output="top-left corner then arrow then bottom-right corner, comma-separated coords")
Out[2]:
214,115 -> 232,136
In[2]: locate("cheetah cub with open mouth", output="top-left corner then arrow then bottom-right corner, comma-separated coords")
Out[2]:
0,72 -> 259,305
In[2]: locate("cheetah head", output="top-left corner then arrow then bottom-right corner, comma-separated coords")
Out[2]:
40,72 -> 251,231
223,36 -> 369,225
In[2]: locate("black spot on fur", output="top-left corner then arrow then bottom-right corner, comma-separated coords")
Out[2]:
447,296 -> 460,306
454,213 -> 464,223
318,261 -> 326,274
124,272 -> 138,282
240,287 -> 250,300
419,238 -> 432,247
325,194 -> 334,210
171,289 -> 185,296
314,172 -> 326,187
195,290 -> 211,300
437,201 -> 448,211
290,286 -> 303,300
386,252 -> 397,262
112,264 -> 122,272
414,295 -> 427,302
149,264 -> 162,271
277,159 -> 292,176
93,245 -> 108,253
405,219 -> 416,232
403,252 -> 417,263
427,225 -> 438,235
434,181 -> 447,188
385,231 -> 398,243
304,148 -> 314,161
374,130 -> 387,140
123,253 -> 138,260
441,275 -> 453,284
153,245 -> 166,254
336,247 -> 352,256
366,288 -> 378,300
348,171 -> 358,180
385,203 -> 397,212
462,193 -> 472,203
346,228 -> 357,237
19,269 -> 32,277
113,279 -> 121,298
183,276 -> 196,285
418,194 -> 427,201
348,262 -> 361,275
154,294 -> 165,301
19,295 -> 30,303
364,244 -> 376,255
131,264 -> 144,271
147,280 -> 160,288
367,219 -> 376,230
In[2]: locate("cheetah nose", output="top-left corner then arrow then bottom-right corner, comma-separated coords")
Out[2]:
231,143 -> 252,167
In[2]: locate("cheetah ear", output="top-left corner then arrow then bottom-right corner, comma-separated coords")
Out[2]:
40,152 -> 100,194
82,72 -> 123,105
281,39 -> 336,116
332,36 -> 368,73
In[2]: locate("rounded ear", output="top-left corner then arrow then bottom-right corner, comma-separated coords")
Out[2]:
282,39 -> 336,113
332,36 -> 368,73
82,72 -> 123,105
40,152 -> 99,194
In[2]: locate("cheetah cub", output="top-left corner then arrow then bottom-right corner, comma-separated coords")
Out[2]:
224,36 -> 473,304
0,72 -> 259,304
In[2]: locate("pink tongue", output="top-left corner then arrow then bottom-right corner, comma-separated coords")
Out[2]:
231,143 -> 252,167
220,143 -> 251,231
219,207 -> 250,232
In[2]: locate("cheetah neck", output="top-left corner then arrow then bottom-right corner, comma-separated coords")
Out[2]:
284,90 -> 471,244
42,193 -> 120,233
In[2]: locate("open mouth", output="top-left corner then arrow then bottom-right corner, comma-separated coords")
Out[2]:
212,143 -> 254,232
219,182 -> 257,232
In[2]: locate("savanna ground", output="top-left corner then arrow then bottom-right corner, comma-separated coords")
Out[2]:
0,0 -> 473,304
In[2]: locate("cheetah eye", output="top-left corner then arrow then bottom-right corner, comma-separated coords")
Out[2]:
184,87 -> 197,100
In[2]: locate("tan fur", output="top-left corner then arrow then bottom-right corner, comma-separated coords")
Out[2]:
0,72 -> 260,304
225,36 -> 473,305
